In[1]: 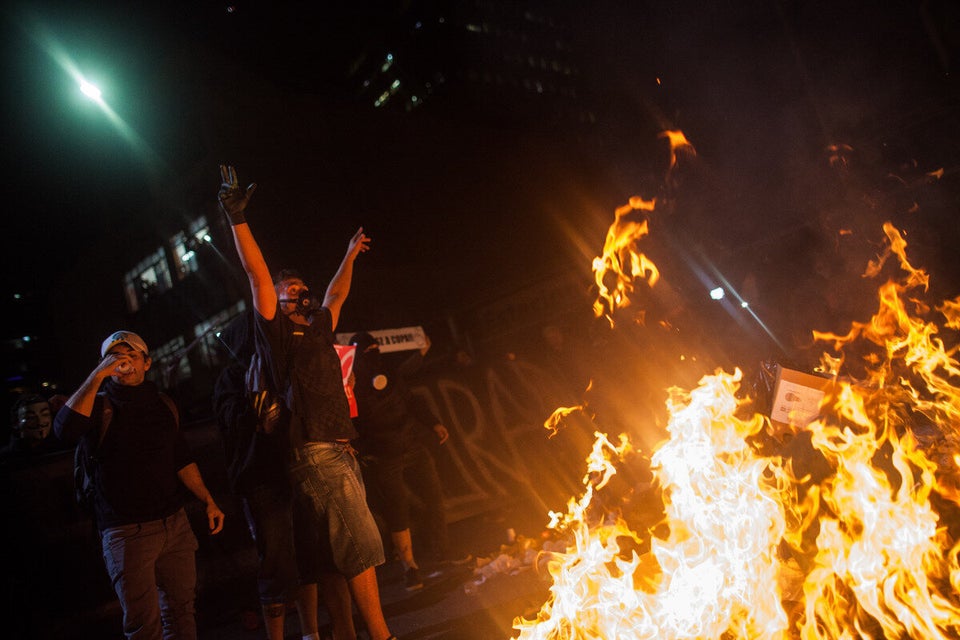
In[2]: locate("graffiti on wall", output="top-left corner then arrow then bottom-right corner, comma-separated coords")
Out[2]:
409,357 -> 594,520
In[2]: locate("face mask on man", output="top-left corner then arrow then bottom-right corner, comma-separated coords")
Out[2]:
351,333 -> 388,391
17,399 -> 52,440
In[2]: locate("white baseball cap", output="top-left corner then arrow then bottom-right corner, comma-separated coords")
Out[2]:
100,330 -> 149,358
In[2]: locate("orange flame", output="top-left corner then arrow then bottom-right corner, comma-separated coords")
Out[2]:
661,130 -> 696,172
545,404 -> 588,438
592,196 -> 660,326
517,143 -> 960,637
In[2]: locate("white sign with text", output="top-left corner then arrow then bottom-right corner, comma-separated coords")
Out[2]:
336,326 -> 427,353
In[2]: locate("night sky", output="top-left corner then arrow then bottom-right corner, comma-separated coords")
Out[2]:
3,0 -> 958,391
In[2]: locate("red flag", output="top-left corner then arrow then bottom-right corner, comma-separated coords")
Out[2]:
334,344 -> 358,418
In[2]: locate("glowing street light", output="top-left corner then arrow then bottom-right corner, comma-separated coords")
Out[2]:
79,78 -> 102,101
18,17 -> 162,175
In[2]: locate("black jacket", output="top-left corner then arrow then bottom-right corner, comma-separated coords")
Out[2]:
54,380 -> 191,530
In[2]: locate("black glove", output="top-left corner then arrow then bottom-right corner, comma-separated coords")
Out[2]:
218,164 -> 257,225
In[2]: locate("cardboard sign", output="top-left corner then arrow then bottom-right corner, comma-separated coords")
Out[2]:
333,344 -> 358,418
770,365 -> 832,428
336,326 -> 427,353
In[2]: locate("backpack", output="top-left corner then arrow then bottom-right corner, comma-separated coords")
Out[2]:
244,347 -> 284,434
73,391 -> 179,517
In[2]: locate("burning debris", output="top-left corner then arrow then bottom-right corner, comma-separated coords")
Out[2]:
509,133 -> 960,639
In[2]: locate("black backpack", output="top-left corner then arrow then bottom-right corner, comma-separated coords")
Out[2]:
73,392 -> 179,517
245,347 -> 284,433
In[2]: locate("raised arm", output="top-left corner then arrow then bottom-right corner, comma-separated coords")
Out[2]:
218,165 -> 277,320
323,227 -> 371,330
54,353 -> 130,442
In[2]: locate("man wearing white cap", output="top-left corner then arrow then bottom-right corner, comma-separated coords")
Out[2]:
55,330 -> 225,639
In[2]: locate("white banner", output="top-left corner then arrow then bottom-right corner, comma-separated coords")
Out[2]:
336,326 -> 427,353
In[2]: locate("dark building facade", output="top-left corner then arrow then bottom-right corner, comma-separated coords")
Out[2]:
349,0 -> 594,129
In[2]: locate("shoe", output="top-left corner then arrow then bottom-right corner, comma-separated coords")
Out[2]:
404,567 -> 424,591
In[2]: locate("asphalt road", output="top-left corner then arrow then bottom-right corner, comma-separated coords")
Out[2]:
52,506 -> 554,640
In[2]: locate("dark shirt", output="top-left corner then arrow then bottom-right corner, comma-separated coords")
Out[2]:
353,351 -> 439,457
256,305 -> 356,446
54,380 -> 192,530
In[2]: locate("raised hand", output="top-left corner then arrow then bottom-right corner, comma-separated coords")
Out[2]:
96,352 -> 133,381
217,165 -> 257,225
346,227 -> 371,260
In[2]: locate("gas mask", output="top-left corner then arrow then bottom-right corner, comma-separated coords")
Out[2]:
280,290 -> 322,317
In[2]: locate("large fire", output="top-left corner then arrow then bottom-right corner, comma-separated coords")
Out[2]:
514,134 -> 960,639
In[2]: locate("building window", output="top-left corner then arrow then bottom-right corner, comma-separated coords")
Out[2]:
171,216 -> 211,279
194,299 -> 247,368
123,247 -> 173,313
150,335 -> 191,387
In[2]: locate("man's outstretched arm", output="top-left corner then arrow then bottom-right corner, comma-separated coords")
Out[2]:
218,165 -> 277,320
323,227 -> 371,330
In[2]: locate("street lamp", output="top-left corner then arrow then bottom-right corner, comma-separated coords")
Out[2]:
21,18 -> 162,173
79,78 -> 102,102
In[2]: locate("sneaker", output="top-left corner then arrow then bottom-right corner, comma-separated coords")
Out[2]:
404,567 -> 424,591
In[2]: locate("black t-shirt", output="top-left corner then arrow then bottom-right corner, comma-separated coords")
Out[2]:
255,305 -> 356,445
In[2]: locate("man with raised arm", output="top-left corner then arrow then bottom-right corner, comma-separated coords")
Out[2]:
217,165 -> 396,640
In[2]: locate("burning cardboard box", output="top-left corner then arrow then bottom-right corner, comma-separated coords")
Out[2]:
769,365 -> 833,429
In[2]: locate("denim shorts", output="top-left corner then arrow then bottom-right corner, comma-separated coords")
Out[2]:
289,441 -> 385,580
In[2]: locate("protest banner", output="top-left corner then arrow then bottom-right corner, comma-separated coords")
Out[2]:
336,326 -> 427,353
